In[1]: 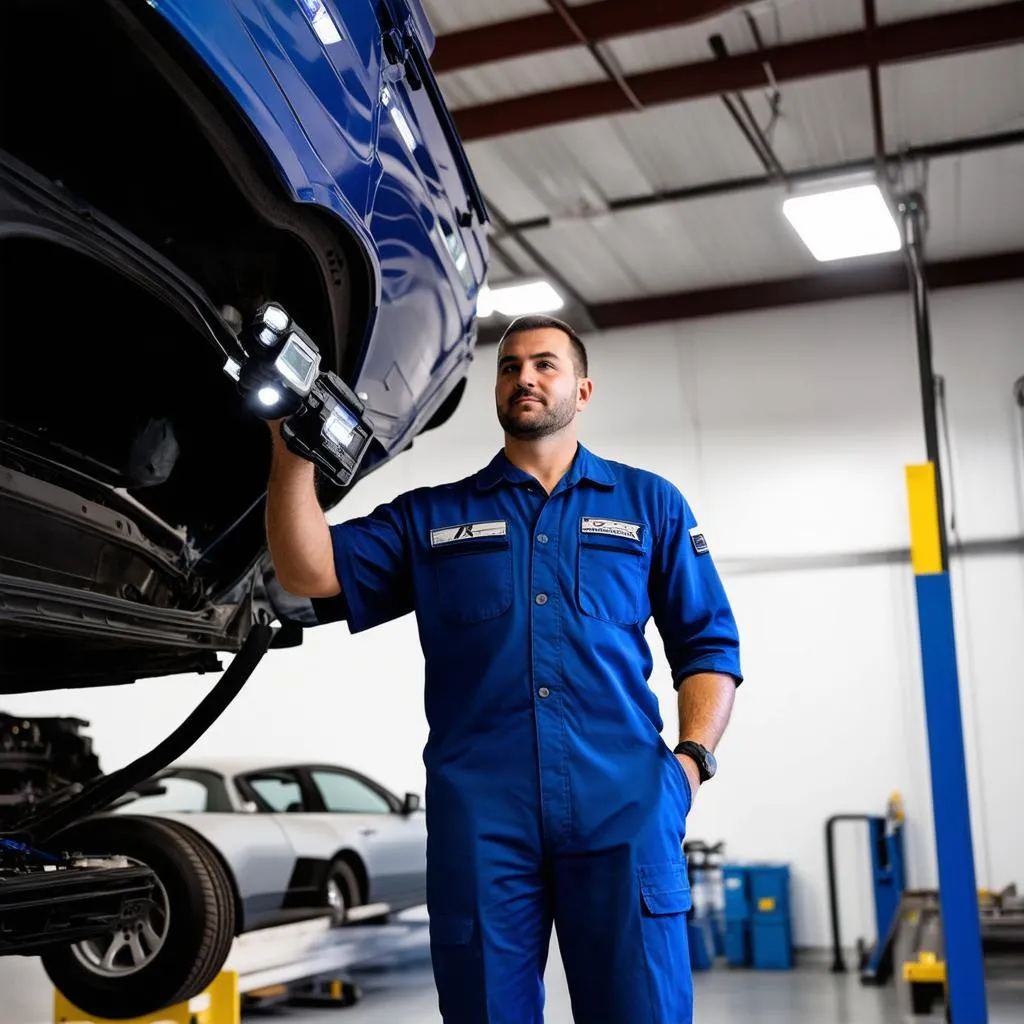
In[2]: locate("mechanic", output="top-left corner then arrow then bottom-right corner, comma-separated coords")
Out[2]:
265,315 -> 742,1024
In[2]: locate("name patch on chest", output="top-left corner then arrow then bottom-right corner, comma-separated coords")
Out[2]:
581,517 -> 643,542
430,520 -> 507,547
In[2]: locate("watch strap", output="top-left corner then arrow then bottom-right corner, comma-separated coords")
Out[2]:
673,741 -> 715,782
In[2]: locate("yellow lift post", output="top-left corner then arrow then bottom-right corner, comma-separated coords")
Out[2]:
54,971 -> 240,1024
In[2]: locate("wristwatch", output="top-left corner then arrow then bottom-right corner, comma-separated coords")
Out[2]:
673,741 -> 717,782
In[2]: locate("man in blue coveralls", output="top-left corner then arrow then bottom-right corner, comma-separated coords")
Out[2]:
265,315 -> 742,1023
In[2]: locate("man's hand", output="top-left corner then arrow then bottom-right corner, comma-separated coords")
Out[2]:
675,754 -> 701,802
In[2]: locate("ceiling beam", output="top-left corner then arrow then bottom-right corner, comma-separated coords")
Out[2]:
452,1 -> 1024,142
431,0 -> 739,74
495,129 -> 1024,236
475,250 -> 1024,342
587,251 -> 1024,331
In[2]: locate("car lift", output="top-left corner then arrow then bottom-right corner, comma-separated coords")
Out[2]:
53,914 -> 370,1022
826,793 -> 907,984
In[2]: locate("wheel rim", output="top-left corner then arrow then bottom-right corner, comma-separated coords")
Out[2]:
70,873 -> 170,977
326,875 -> 348,922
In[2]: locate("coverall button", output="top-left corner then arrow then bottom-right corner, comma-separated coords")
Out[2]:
535,593 -> 548,605
538,687 -> 550,698
537,533 -> 549,544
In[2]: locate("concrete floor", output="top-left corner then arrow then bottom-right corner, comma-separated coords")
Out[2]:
3,912 -> 1022,1023
260,933 -> 1024,1024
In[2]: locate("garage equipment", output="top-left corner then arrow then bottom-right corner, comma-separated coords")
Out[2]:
893,884 -> 1024,1019
893,890 -> 948,1018
721,861 -> 794,970
748,864 -> 793,969
978,884 -> 1024,952
225,302 -> 375,487
723,863 -> 752,966
826,793 -> 906,983
52,914 -> 364,1022
684,839 -> 725,970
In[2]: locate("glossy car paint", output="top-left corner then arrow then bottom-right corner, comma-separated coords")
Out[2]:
149,0 -> 487,453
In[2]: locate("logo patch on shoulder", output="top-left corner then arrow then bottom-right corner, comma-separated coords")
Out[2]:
689,526 -> 709,555
430,520 -> 507,547
581,517 -> 643,542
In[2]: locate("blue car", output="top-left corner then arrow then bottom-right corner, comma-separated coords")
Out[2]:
0,0 -> 487,689
0,0 -> 487,1015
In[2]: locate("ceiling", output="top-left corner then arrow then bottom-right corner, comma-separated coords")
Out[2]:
418,0 -> 1024,331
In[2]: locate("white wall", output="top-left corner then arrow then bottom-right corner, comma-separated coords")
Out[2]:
6,280 -> 1022,950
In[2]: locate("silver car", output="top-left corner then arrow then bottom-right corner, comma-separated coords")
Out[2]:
39,759 -> 426,1018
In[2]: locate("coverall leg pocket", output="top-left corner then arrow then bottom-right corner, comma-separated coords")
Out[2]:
638,862 -> 694,1024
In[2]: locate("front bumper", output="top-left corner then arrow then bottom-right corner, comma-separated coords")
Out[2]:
0,863 -> 155,955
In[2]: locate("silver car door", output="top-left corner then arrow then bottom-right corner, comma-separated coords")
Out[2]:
239,767 -> 359,909
305,768 -> 425,908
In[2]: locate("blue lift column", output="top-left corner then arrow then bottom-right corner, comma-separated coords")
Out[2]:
898,193 -> 987,1023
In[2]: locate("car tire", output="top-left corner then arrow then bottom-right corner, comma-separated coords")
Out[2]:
324,857 -> 362,926
39,815 -> 235,1020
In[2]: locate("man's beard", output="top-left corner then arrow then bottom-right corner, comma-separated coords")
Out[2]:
498,392 -> 577,439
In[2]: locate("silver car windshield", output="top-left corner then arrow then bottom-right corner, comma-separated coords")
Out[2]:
113,770 -> 233,813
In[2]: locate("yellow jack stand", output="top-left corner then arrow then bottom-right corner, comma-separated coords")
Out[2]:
54,971 -> 240,1024
903,953 -> 949,1017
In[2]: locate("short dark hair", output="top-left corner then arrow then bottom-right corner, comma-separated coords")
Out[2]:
497,314 -> 588,377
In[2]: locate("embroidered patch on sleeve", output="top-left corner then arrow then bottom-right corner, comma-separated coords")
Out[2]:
689,526 -> 709,555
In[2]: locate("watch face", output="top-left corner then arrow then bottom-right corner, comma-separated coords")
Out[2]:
703,750 -> 718,778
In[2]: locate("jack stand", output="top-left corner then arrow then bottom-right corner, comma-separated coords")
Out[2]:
245,975 -> 362,1010
54,970 -> 240,1024
903,954 -> 949,1019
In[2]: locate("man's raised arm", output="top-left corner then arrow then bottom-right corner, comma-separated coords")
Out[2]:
265,425 -> 340,598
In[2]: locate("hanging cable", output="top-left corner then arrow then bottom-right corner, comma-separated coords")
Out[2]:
936,376 -> 957,535
189,491 -> 267,568
934,372 -> 995,891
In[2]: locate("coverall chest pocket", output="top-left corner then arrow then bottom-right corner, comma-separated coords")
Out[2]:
577,531 -> 646,626
431,535 -> 513,626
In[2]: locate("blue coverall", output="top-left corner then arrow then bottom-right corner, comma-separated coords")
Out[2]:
323,445 -> 742,1023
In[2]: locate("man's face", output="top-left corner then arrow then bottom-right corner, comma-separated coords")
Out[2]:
495,328 -> 591,440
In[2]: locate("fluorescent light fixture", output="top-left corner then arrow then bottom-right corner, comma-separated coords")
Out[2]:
477,280 -> 564,318
782,183 -> 901,262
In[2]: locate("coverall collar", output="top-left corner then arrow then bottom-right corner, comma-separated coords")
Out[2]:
475,444 -> 616,492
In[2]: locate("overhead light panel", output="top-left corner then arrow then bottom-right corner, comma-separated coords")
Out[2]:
477,280 -> 564,318
782,183 -> 902,262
